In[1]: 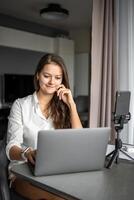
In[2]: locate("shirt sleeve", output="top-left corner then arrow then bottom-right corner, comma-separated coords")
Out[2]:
6,99 -> 24,160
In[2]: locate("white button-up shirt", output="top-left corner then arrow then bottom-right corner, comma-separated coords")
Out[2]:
6,92 -> 54,160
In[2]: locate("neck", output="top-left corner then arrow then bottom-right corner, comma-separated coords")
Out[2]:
36,90 -> 53,108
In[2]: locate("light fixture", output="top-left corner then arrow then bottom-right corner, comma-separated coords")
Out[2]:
40,3 -> 69,20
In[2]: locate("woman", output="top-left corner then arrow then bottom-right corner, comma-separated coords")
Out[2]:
6,53 -> 82,200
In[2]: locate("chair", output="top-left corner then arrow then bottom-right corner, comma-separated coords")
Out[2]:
75,95 -> 89,127
0,136 -> 27,200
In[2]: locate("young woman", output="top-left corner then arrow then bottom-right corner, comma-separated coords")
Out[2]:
6,53 -> 82,200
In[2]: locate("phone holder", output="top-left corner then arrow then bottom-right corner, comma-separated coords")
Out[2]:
106,91 -> 134,168
106,112 -> 133,168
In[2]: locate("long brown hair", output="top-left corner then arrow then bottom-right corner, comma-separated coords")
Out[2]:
34,53 -> 71,129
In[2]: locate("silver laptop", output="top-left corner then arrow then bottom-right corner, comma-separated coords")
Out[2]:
30,127 -> 110,176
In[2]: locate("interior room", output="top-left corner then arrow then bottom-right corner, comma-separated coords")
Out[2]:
0,0 -> 133,143
0,0 -> 134,200
0,0 -> 92,136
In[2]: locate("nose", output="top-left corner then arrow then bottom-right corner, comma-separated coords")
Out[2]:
49,77 -> 55,84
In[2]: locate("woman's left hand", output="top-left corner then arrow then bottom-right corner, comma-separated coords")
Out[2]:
57,84 -> 75,107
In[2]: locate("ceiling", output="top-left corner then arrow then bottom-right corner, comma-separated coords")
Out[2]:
0,0 -> 93,31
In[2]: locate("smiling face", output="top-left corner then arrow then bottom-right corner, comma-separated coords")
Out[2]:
37,63 -> 63,95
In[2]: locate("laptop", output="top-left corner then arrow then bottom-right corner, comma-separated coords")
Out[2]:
29,127 -> 110,176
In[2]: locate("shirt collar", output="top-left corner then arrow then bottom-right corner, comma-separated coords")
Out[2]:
32,91 -> 52,121
32,91 -> 39,108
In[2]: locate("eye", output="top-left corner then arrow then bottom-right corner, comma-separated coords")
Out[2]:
44,75 -> 50,78
55,76 -> 62,80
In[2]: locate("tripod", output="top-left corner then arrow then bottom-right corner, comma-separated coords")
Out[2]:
106,115 -> 134,168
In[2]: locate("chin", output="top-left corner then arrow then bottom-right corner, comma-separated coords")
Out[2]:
46,89 -> 56,94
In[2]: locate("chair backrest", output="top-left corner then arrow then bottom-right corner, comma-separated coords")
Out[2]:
0,136 -> 28,200
75,95 -> 89,113
0,136 -> 10,200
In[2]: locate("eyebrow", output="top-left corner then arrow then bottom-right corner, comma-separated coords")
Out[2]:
43,72 -> 62,77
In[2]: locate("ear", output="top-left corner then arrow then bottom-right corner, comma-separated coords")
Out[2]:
36,73 -> 39,80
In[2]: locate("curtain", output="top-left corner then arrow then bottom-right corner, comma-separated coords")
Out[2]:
116,0 -> 134,144
90,0 -> 117,142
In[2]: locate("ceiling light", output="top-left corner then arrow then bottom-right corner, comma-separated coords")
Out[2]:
40,3 -> 69,20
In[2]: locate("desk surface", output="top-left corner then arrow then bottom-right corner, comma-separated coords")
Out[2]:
11,161 -> 134,200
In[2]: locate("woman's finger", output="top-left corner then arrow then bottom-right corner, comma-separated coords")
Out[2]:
26,150 -> 36,165
56,85 -> 66,96
57,88 -> 66,98
58,88 -> 69,100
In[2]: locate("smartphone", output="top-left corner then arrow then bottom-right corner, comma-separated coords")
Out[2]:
114,91 -> 131,116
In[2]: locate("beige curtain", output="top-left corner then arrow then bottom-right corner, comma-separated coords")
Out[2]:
89,0 -> 117,142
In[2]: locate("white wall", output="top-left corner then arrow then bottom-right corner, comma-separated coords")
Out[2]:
70,29 -> 91,97
75,53 -> 89,96
70,29 -> 91,53
0,26 -> 54,53
55,38 -> 74,94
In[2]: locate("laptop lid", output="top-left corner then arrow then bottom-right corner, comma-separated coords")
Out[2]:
34,127 -> 110,176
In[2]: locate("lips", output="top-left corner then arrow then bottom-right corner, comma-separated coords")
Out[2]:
46,85 -> 56,89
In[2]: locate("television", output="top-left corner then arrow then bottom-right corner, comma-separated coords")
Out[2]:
3,73 -> 35,104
